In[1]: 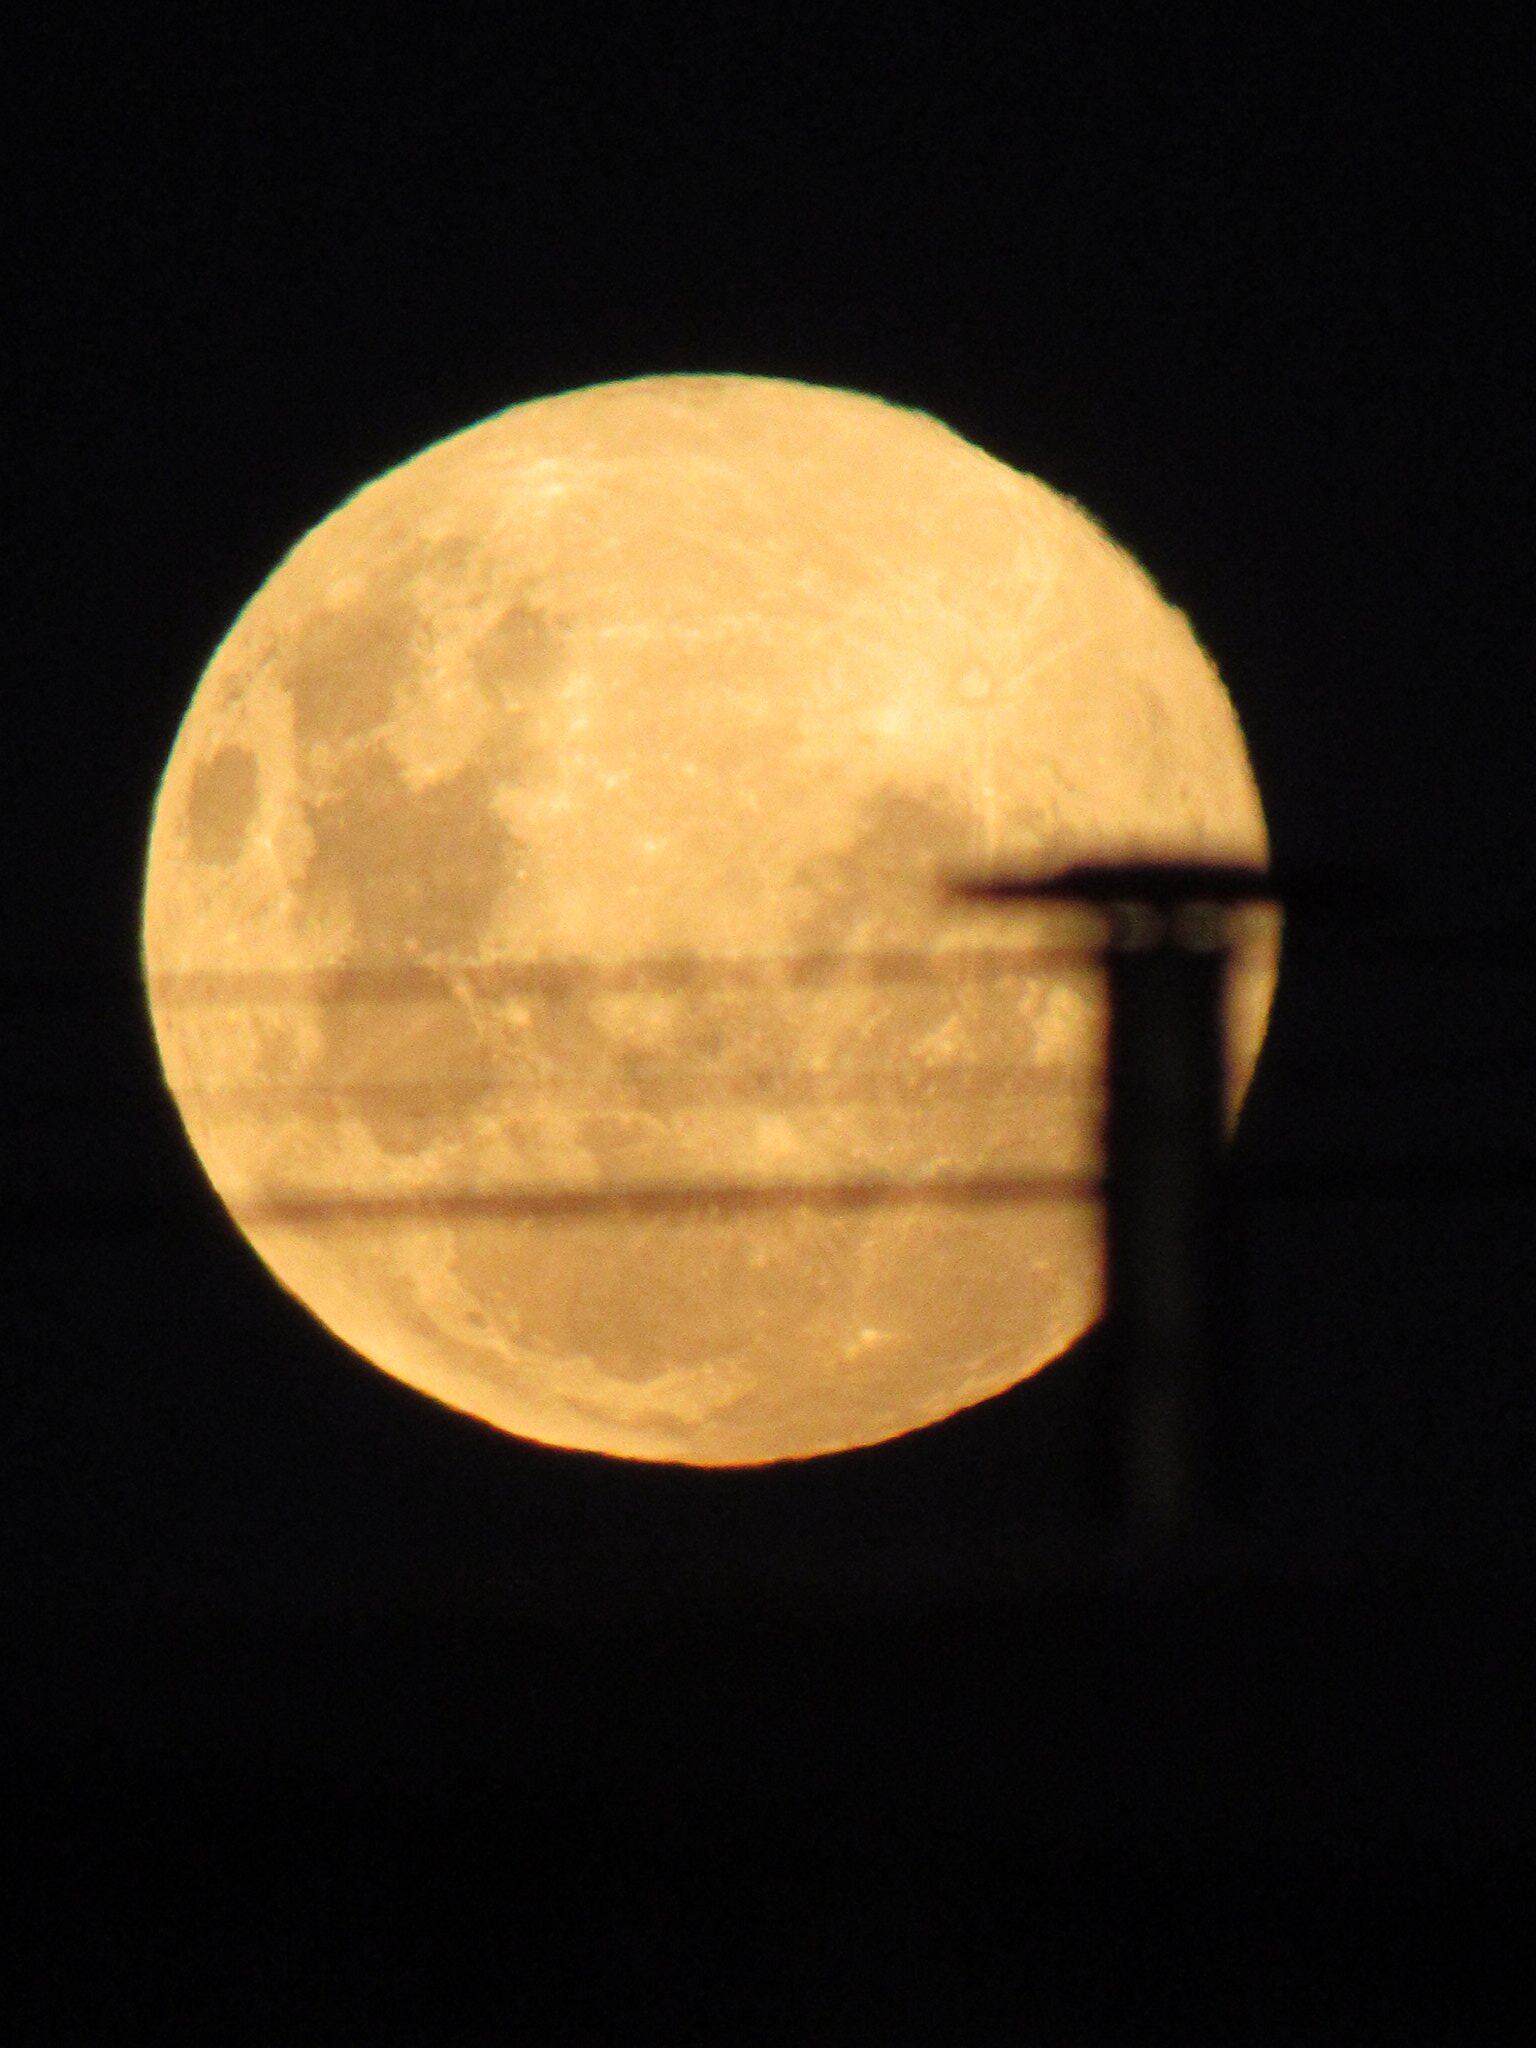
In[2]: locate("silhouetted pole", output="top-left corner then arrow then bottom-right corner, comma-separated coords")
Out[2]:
1101,895 -> 1228,1538
952,862 -> 1278,1548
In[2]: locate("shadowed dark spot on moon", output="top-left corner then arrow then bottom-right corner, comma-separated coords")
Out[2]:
469,600 -> 566,780
305,746 -> 520,958
790,784 -> 979,952
412,534 -> 475,579
785,784 -> 982,1110
305,966 -> 494,1157
471,601 -> 564,700
301,746 -> 525,1154
285,594 -> 421,749
185,745 -> 258,864
784,783 -> 1095,1176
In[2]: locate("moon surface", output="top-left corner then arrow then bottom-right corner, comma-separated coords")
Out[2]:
142,373 -> 1275,1464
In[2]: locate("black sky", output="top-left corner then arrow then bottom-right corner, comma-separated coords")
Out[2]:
8,13 -> 1531,2037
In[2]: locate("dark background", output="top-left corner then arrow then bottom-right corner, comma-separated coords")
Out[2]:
7,12 -> 1531,2038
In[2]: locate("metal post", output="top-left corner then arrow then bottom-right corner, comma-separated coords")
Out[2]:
950,861 -> 1276,1552
1102,899 -> 1230,1539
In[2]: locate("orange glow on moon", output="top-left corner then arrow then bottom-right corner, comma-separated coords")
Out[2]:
141,374 -> 1275,1464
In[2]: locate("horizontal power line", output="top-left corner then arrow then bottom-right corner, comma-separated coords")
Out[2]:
79,935 -> 1277,1006
23,933 -> 1527,1013
224,1154 -> 1536,1221
5,1155 -> 1532,1234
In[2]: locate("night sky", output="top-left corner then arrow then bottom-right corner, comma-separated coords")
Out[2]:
10,15 -> 1530,2038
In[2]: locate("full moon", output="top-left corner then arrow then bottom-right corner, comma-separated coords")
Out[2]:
143,374 -> 1274,1464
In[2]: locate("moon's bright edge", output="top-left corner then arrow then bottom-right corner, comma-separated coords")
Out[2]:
142,373 -> 1275,1464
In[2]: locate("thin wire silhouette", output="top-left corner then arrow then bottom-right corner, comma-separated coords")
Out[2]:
140,933 -> 1276,1005
239,1167 -> 1100,1227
